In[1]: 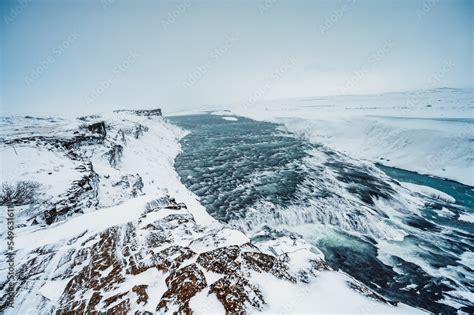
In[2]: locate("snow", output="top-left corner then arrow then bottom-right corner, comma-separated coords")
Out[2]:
256,233 -> 325,260
39,279 -> 70,303
107,112 -> 215,226
121,268 -> 168,314
139,208 -> 188,226
0,116 -> 80,139
202,270 -> 223,285
0,146 -> 81,197
15,194 -> 155,251
221,116 -> 238,121
401,182 -> 455,203
188,227 -> 250,254
252,271 -> 424,314
189,290 -> 226,314
226,88 -> 474,186
166,110 -> 209,117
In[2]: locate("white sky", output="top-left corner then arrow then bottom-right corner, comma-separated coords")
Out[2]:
1,0 -> 473,116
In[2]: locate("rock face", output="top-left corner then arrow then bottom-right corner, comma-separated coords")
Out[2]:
86,121 -> 107,138
0,111 -> 162,225
1,123 -> 104,224
114,108 -> 162,117
43,162 -> 99,225
0,196 -> 331,314
157,263 -> 207,313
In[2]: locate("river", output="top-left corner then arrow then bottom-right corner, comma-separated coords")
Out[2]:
169,114 -> 474,313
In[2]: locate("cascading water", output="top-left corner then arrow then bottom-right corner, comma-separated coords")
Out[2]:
169,114 -> 474,313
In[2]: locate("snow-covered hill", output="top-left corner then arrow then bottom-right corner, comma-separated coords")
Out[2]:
228,88 -> 474,186
0,110 -> 421,313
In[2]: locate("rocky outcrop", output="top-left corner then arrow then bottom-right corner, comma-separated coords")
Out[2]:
86,121 -> 107,138
105,144 -> 123,168
114,108 -> 162,117
43,162 -> 99,225
112,174 -> 144,198
210,274 -> 265,313
0,197 -> 334,314
0,114 -> 155,226
157,263 -> 207,313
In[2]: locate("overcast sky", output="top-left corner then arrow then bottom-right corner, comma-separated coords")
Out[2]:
1,0 -> 472,116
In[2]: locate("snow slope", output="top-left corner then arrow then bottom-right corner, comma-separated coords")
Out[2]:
227,88 -> 474,186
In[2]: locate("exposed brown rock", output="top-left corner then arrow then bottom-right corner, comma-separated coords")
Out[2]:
87,291 -> 102,311
197,245 -> 241,274
58,227 -> 128,313
242,251 -> 275,273
106,299 -> 130,314
132,284 -> 149,305
210,274 -> 265,313
153,245 -> 196,273
103,292 -> 128,308
157,263 -> 207,313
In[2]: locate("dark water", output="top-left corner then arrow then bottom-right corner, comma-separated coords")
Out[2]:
169,114 -> 474,313
377,164 -> 474,212
169,114 -> 311,222
377,164 -> 474,236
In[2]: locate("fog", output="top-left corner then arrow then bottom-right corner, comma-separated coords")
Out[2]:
1,0 -> 472,116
